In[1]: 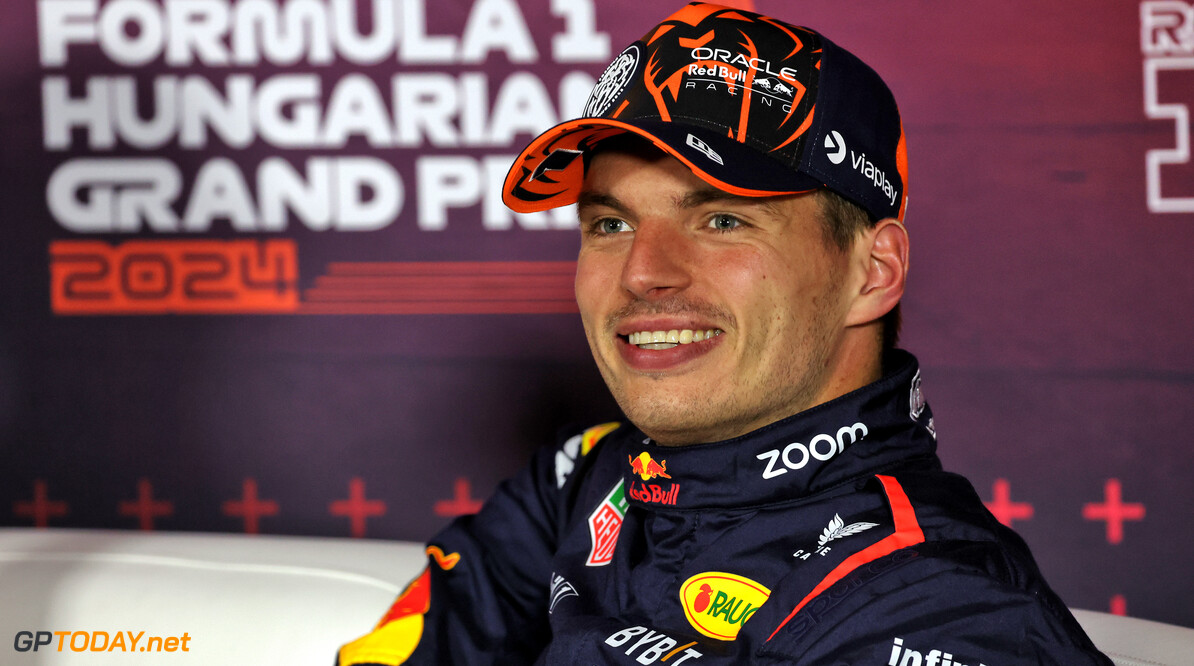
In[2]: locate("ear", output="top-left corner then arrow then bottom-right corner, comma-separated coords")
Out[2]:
844,218 -> 909,327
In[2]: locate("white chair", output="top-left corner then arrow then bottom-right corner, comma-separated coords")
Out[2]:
0,528 -> 425,665
1073,608 -> 1194,666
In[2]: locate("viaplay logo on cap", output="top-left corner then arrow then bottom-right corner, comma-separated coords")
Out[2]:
679,571 -> 771,640
823,129 -> 900,208
824,130 -> 847,165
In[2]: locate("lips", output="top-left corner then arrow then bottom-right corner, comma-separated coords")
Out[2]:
627,328 -> 724,349
615,323 -> 726,371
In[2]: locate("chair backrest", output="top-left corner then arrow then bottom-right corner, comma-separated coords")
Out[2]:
0,528 -> 427,665
1072,608 -> 1194,666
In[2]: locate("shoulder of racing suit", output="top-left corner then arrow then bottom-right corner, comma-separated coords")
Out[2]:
747,470 -> 1112,664
337,420 -> 624,666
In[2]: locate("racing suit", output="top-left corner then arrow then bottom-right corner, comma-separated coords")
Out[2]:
339,351 -> 1112,664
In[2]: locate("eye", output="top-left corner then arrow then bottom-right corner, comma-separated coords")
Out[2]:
594,217 -> 632,235
707,213 -> 743,232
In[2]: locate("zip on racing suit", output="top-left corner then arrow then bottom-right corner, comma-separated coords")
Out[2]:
338,351 -> 1113,665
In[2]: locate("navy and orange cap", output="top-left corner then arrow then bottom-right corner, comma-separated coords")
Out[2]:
502,2 -> 908,222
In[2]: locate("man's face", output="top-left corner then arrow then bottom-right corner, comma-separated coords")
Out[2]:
575,149 -> 861,446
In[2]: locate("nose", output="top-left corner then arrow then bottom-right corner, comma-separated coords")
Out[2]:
620,222 -> 693,300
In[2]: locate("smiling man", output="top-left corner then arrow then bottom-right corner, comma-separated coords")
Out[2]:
573,147 -> 902,446
339,4 -> 1111,664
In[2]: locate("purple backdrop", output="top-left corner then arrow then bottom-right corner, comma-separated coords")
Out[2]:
2,0 -> 1192,628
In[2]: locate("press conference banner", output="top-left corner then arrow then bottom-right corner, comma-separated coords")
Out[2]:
1,0 -> 1192,629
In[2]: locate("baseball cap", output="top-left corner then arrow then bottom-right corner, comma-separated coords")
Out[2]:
502,2 -> 908,222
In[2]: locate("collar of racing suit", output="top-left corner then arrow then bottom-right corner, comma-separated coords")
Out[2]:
619,349 -> 939,511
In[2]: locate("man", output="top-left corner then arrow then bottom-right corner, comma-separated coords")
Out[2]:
339,3 -> 1112,664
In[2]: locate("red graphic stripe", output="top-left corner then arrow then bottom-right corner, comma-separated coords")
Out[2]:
735,32 -> 760,143
296,301 -> 578,315
326,261 -> 576,276
765,475 -> 925,643
301,261 -> 579,314
306,288 -> 576,302
314,274 -> 574,290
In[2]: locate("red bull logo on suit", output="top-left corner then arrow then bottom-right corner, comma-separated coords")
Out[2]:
627,481 -> 679,506
628,452 -> 679,505
629,452 -> 671,481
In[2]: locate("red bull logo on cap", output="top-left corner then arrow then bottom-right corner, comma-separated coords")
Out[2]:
629,452 -> 671,481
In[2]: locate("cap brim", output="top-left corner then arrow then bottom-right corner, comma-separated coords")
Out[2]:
502,118 -> 822,214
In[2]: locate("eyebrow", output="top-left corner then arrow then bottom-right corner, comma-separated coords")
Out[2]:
679,188 -> 770,211
577,188 -> 788,218
576,191 -> 629,215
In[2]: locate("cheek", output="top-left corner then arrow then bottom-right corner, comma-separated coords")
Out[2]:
718,249 -> 840,347
708,249 -> 789,318
575,253 -> 615,330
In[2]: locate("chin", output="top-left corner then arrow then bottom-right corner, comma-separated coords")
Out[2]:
615,390 -> 738,446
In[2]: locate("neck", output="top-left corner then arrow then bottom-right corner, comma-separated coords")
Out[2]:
808,322 -> 884,410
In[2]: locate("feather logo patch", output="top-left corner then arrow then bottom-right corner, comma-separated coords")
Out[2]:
793,513 -> 879,561
818,514 -> 878,547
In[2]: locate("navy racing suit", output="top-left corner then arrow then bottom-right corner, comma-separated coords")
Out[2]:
338,351 -> 1112,665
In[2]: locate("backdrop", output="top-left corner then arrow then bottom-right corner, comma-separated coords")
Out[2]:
2,0 -> 1192,629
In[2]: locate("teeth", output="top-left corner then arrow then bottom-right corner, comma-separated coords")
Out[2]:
628,329 -> 723,347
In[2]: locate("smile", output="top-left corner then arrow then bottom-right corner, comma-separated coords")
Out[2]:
627,329 -> 724,350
